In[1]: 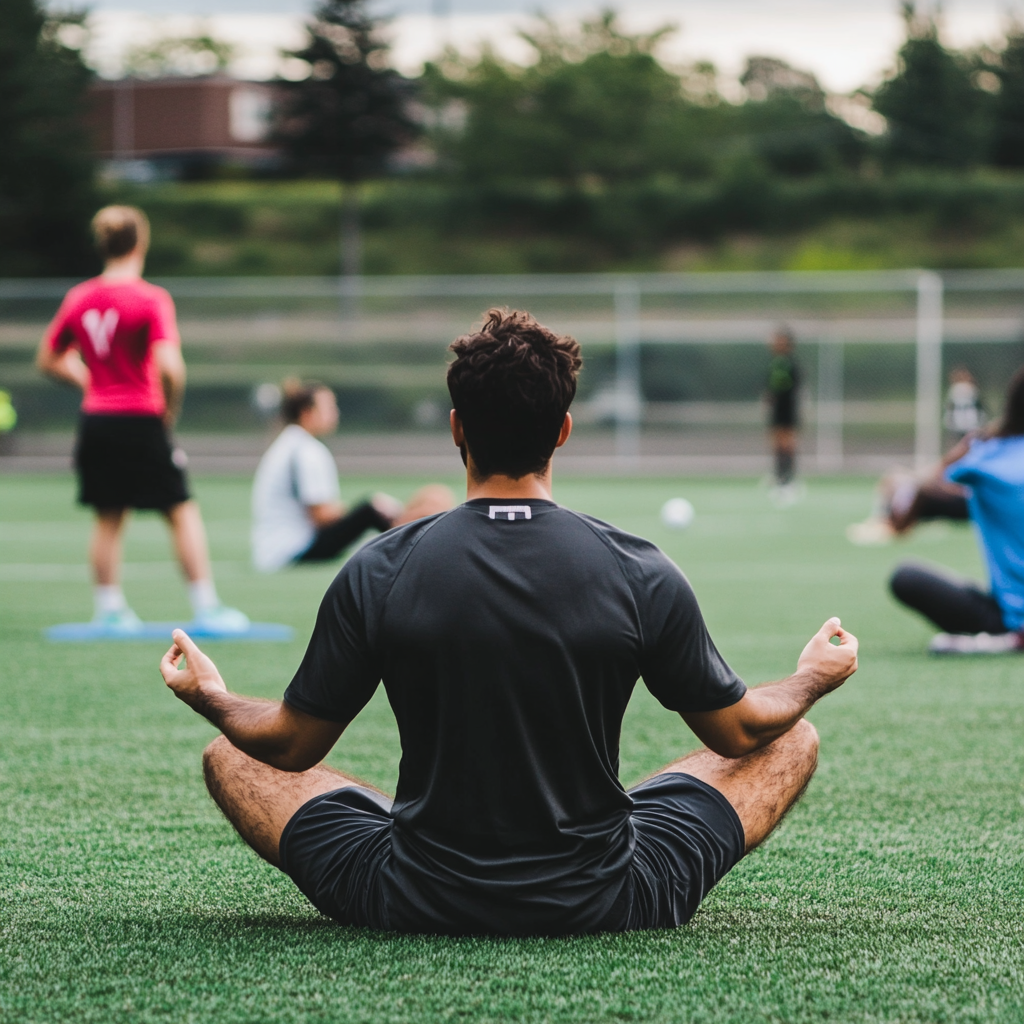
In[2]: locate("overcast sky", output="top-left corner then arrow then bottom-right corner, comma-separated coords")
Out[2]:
76,0 -> 1021,93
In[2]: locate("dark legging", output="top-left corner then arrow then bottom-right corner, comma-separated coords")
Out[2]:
296,501 -> 391,563
890,561 -> 1007,635
890,481 -> 969,532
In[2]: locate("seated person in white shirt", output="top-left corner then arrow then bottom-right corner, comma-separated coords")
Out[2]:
252,382 -> 453,573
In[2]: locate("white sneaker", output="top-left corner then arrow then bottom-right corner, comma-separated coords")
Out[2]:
928,631 -> 1024,655
193,605 -> 250,635
846,519 -> 895,546
769,482 -> 805,508
92,607 -> 144,635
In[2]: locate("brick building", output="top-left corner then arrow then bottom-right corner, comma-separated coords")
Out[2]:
87,77 -> 280,175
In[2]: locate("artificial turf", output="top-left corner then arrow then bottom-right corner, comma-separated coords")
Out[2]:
1,472 -> 1022,1024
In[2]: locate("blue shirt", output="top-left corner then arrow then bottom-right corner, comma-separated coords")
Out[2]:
946,435 -> 1024,630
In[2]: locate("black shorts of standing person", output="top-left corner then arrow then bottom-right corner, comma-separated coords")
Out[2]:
766,328 -> 801,494
161,307 -> 859,937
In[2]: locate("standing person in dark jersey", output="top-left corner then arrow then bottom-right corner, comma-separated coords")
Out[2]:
160,309 -> 858,936
766,328 -> 801,502
37,205 -> 248,634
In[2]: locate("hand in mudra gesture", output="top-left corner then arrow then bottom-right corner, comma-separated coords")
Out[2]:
797,617 -> 859,694
159,629 -> 227,710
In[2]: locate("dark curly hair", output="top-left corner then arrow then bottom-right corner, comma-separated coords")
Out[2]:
447,309 -> 582,479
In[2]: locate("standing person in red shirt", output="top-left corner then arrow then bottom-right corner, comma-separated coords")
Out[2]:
37,205 -> 248,635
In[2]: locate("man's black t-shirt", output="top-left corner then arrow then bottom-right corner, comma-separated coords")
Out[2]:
285,499 -> 746,934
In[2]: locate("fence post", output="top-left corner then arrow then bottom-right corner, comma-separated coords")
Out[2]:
113,78 -> 135,162
339,272 -> 361,326
614,279 -> 642,463
816,338 -> 844,473
915,271 -> 944,469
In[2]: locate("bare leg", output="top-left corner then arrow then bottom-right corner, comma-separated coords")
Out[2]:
654,718 -> 819,853
392,484 -> 456,527
771,426 -> 798,456
202,735 -> 383,867
90,508 -> 129,585
771,427 -> 798,485
891,479 -> 969,535
163,500 -> 212,583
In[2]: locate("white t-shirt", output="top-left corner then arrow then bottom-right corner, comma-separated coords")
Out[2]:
251,424 -> 340,572
944,380 -> 985,435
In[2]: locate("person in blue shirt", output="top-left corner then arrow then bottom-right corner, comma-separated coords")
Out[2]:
890,366 -> 1024,654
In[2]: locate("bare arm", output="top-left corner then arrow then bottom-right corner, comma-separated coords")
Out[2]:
683,617 -> 858,758
159,629 -> 344,771
940,435 -> 972,468
36,335 -> 89,390
154,341 -> 186,429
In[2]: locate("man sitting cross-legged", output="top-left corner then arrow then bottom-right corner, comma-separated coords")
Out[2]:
160,308 -> 858,936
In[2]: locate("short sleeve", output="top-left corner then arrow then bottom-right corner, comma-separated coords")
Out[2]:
634,549 -> 746,713
43,294 -> 76,353
946,440 -> 983,486
148,288 -> 180,346
294,440 -> 340,506
284,562 -> 381,722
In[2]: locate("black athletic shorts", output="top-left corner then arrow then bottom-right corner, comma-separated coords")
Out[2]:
769,395 -> 798,428
75,414 -> 190,511
279,772 -> 745,934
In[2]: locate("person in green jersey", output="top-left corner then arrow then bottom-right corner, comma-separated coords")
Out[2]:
765,328 -> 801,499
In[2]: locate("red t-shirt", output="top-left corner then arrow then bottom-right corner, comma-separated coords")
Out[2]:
44,277 -> 180,416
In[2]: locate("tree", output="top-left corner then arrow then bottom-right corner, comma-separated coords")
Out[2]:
422,13 -> 718,184
0,0 -> 97,276
872,3 -> 988,167
423,15 -> 861,187
276,0 -> 418,278
989,28 -> 1024,167
124,27 -> 235,79
738,57 -> 864,175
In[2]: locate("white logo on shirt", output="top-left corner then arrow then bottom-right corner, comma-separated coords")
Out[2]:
81,308 -> 119,358
488,505 -> 532,521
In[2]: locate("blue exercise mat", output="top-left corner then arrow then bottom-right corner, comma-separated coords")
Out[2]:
46,620 -> 294,642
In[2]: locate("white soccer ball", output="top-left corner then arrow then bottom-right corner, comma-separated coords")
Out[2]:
661,497 -> 695,530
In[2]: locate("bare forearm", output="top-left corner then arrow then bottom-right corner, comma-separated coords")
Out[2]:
155,344 -> 186,426
684,617 -> 858,759
737,671 -> 829,747
162,371 -> 185,424
192,690 -> 309,770
160,629 -> 346,771
39,351 -> 88,390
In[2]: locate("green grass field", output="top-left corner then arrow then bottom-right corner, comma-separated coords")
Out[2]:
1,474 -> 1022,1024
